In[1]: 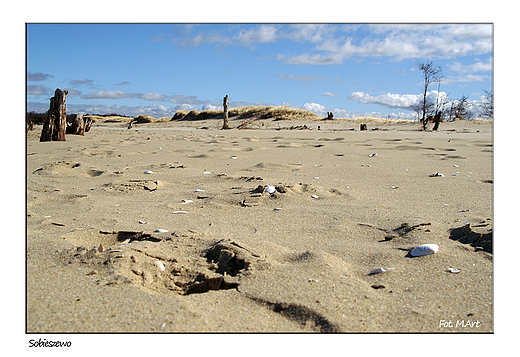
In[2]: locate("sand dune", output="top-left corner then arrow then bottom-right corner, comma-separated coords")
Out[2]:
26,118 -> 492,332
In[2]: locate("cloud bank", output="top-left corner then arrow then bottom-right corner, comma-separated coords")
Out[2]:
164,24 -> 491,65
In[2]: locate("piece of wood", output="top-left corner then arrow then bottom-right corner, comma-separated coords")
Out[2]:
222,95 -> 230,129
66,114 -> 86,135
40,88 -> 68,142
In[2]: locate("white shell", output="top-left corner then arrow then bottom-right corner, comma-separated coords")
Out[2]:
311,195 -> 319,199
429,172 -> 444,177
410,244 -> 439,257
155,261 -> 165,271
447,267 -> 461,274
172,211 -> 189,214
368,267 -> 393,275
144,170 -> 154,174
369,153 -> 377,157
181,199 -> 193,204
155,229 -> 168,233
195,189 -> 205,192
265,185 -> 276,194
274,207 -> 282,211
139,220 -> 148,224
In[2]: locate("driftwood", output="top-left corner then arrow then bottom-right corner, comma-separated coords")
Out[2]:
66,114 -> 93,135
222,95 -> 230,129
40,88 -> 68,142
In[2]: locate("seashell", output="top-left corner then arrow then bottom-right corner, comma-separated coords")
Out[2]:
144,170 -> 154,174
172,211 -> 189,214
139,220 -> 149,224
410,244 -> 439,257
155,261 -> 165,271
231,156 -> 238,159
155,229 -> 168,233
447,267 -> 461,274
265,185 -> 276,194
181,199 -> 193,204
274,207 -> 282,211
429,172 -> 444,177
203,171 -> 211,175
311,195 -> 319,199
195,189 -> 205,192
368,267 -> 393,275
369,153 -> 377,157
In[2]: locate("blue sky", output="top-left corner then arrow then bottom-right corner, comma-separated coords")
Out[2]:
26,23 -> 492,119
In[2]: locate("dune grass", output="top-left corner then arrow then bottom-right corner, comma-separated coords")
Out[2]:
172,105 -> 323,121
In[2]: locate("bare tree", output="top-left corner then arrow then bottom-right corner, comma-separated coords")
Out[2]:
479,90 -> 493,119
418,59 -> 443,130
453,94 -> 473,120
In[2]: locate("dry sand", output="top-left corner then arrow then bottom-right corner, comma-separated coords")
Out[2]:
26,118 -> 493,333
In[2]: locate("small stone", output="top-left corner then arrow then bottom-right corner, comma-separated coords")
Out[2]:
371,284 -> 385,289
144,182 -> 158,191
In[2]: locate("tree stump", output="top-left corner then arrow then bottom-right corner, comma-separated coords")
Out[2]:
84,117 -> 92,132
40,88 -> 68,142
66,114 -> 86,135
360,123 -> 367,131
222,95 -> 230,129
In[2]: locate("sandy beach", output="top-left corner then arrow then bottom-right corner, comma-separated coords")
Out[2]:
26,117 -> 492,333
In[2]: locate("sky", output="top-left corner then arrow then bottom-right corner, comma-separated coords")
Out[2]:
26,23 -> 493,120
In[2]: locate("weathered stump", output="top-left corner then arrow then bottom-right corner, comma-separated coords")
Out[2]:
222,95 -> 230,129
40,88 -> 68,142
360,123 -> 367,131
66,114 -> 86,135
84,117 -> 92,132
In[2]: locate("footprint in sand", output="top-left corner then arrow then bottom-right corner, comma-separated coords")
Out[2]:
33,161 -> 105,177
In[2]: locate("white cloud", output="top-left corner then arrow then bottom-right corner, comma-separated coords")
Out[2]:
81,90 -> 168,101
82,90 -> 138,100
169,95 -> 205,105
141,92 -> 168,101
277,74 -> 328,81
236,25 -> 277,44
321,92 -> 337,97
348,91 -> 420,109
302,102 -> 327,116
448,58 -> 492,74
279,24 -> 492,65
348,91 -> 449,110
65,88 -> 82,96
202,103 -> 221,111
27,71 -> 53,81
69,79 -> 95,86
27,85 -> 49,96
